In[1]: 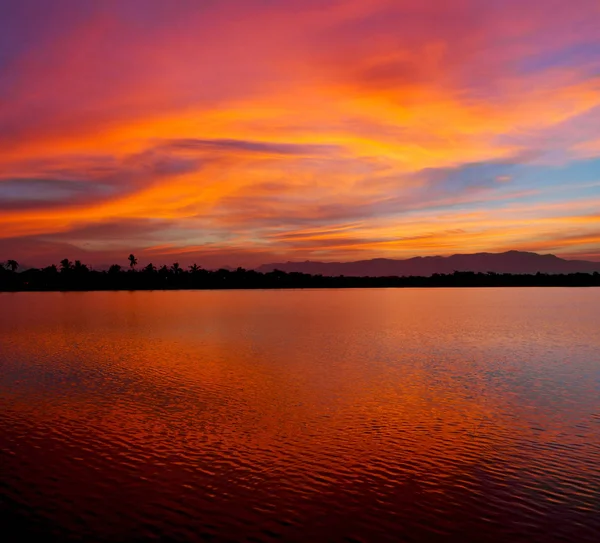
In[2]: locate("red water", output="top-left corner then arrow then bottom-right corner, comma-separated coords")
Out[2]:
1,289 -> 599,542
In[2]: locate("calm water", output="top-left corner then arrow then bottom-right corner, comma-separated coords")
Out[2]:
1,289 -> 599,542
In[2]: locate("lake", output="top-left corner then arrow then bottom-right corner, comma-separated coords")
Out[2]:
1,289 -> 599,542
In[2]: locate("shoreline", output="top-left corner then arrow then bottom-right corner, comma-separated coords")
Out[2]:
2,284 -> 600,293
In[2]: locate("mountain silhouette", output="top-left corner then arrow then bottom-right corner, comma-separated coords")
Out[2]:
255,251 -> 600,277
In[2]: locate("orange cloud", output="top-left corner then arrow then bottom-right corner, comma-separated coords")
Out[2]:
1,0 -> 600,266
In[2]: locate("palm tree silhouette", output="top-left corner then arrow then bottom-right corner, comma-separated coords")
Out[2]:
189,263 -> 201,273
143,263 -> 156,273
171,262 -> 181,274
128,254 -> 138,270
73,260 -> 89,273
6,260 -> 18,272
60,259 -> 73,272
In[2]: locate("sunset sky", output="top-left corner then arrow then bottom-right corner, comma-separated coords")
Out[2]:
2,0 -> 600,268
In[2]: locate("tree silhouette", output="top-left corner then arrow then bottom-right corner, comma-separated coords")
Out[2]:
158,265 -> 169,281
128,254 -> 138,270
2,254 -> 600,291
74,260 -> 89,273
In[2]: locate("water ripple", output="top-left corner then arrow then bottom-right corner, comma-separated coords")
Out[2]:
1,289 -> 600,542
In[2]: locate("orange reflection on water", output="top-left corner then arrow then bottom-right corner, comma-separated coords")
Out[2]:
1,289 -> 600,541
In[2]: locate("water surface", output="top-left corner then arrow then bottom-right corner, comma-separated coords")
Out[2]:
1,289 -> 599,542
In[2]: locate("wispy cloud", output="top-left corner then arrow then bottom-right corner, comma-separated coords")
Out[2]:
1,0 -> 600,265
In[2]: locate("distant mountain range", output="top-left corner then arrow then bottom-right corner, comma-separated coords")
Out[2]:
255,251 -> 600,277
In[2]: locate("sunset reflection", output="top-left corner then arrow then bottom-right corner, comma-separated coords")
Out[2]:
1,290 -> 599,541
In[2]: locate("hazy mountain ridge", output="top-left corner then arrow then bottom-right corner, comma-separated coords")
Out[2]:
255,251 -> 600,277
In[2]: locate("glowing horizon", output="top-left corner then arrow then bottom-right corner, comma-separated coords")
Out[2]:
2,0 -> 600,268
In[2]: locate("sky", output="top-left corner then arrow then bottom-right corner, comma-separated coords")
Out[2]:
1,0 -> 600,268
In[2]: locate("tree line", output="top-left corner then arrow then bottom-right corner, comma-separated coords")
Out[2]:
1,254 -> 600,291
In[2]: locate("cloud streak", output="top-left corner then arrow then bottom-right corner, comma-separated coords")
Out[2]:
1,0 -> 600,266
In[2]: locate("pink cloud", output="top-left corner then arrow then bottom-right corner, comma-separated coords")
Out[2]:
1,0 -> 600,266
